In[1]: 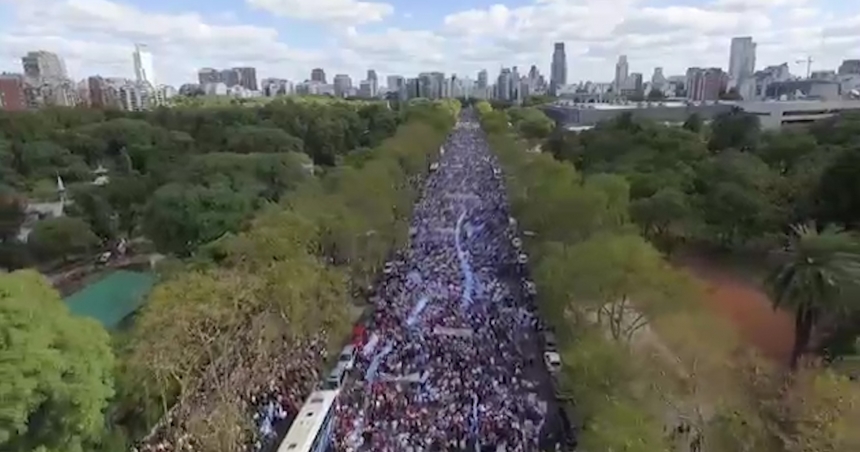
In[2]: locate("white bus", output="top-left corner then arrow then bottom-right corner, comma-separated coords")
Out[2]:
277,389 -> 340,452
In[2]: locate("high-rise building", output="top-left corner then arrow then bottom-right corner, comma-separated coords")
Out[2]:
236,67 -> 258,91
367,69 -> 378,97
614,55 -> 629,92
686,67 -> 727,102
550,42 -> 567,96
198,68 -> 220,85
630,72 -> 643,93
333,74 -> 352,97
219,69 -> 240,88
133,43 -> 156,87
21,51 -> 67,81
386,75 -> 404,91
358,80 -> 373,98
311,68 -> 327,84
477,70 -> 488,89
728,37 -> 756,87
0,74 -> 27,111
651,67 -> 666,90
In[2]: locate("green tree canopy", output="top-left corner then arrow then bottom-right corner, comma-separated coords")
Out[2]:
0,270 -> 114,452
28,216 -> 100,262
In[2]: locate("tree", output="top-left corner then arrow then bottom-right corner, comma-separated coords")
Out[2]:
776,366 -> 860,451
647,88 -> 666,101
537,233 -> 687,343
708,109 -> 761,152
683,113 -> 703,133
813,147 -> 860,228
0,187 -> 26,242
225,125 -> 304,155
765,223 -> 860,369
143,183 -> 255,256
28,216 -> 100,262
0,270 -> 114,452
630,187 -> 691,252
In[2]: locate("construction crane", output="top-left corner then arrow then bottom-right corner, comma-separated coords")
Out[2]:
796,56 -> 814,79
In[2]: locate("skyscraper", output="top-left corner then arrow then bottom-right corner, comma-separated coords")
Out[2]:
614,55 -> 629,92
21,50 -> 67,81
550,42 -> 567,96
235,67 -> 258,91
728,37 -> 756,87
133,44 -> 156,87
477,70 -> 488,89
367,69 -> 378,97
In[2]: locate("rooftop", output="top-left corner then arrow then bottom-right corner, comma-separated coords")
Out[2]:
64,270 -> 155,329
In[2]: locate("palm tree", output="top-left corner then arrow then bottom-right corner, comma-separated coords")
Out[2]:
765,223 -> 860,369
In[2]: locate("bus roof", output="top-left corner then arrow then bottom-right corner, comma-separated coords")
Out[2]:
278,389 -> 339,452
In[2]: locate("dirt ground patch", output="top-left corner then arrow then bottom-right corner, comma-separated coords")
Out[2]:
677,254 -> 795,366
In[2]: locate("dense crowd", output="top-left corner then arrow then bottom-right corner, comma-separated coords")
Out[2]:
334,111 -> 554,452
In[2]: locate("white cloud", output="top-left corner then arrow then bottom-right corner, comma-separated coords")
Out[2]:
0,0 -> 859,87
246,0 -> 393,26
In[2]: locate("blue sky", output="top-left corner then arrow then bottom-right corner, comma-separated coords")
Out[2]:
0,0 -> 858,86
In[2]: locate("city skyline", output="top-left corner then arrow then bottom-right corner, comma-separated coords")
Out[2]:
1,0 -> 860,86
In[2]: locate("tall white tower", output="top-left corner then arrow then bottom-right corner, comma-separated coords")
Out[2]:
728,37 -> 756,88
133,43 -> 156,87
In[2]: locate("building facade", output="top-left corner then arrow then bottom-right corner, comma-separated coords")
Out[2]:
0,74 -> 27,111
133,43 -> 156,87
550,42 -> 567,96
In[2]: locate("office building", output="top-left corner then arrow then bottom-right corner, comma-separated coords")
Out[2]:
333,74 -> 352,97
311,68 -> 327,84
21,51 -> 67,81
358,80 -> 373,98
550,42 -> 567,96
477,70 -> 489,89
198,68 -> 220,85
686,67 -> 727,102
236,67 -> 258,91
614,55 -> 629,92
729,37 -> 756,87
132,43 -> 156,87
0,74 -> 27,111
367,69 -> 378,97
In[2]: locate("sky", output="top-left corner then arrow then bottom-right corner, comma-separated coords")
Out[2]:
1,0 -> 859,87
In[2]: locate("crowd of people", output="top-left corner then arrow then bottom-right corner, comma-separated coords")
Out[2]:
333,110 -> 557,452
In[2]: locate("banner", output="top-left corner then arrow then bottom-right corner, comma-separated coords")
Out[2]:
433,326 -> 474,338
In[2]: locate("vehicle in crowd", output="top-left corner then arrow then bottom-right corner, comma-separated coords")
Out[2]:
541,331 -> 558,351
544,351 -> 562,374
517,253 -> 529,264
512,237 -> 522,249
338,344 -> 357,371
278,389 -> 340,452
324,362 -> 348,390
430,162 -> 440,172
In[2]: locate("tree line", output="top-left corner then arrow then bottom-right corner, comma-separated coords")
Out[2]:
476,100 -> 860,452
0,98 -> 406,267
0,99 -> 461,452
